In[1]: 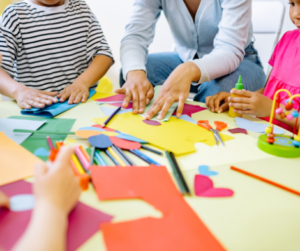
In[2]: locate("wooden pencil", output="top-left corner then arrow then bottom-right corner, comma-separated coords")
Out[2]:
129,149 -> 153,165
105,149 -> 120,166
140,145 -> 163,156
112,145 -> 131,166
108,147 -> 127,167
114,146 -> 135,166
102,106 -> 121,128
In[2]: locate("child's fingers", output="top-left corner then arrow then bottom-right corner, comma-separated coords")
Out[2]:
57,89 -> 67,99
35,162 -> 48,178
81,92 -> 89,103
51,146 -> 74,173
229,97 -> 251,104
20,101 -> 31,109
218,101 -> 229,113
229,102 -> 250,110
72,92 -> 83,104
27,99 -> 46,108
40,94 -> 58,103
233,109 -> 252,115
68,91 -> 79,104
231,89 -> 252,97
60,91 -> 71,102
205,96 -> 212,108
41,91 -> 58,97
208,95 -> 217,112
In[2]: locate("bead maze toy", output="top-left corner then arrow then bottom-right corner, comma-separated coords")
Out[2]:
258,89 -> 300,158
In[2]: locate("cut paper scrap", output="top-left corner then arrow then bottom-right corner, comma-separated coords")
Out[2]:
175,114 -> 197,124
0,181 -> 113,251
228,128 -> 248,135
10,194 -> 35,212
194,175 -> 234,198
91,166 -> 226,251
173,103 -> 207,117
100,106 -> 132,117
93,113 -> 234,156
34,147 -> 50,157
235,117 -> 285,134
21,90 -> 96,118
88,134 -> 113,149
0,118 -> 46,144
110,136 -> 141,150
198,165 -> 218,177
0,132 -> 42,186
116,133 -> 147,144
142,120 -> 161,126
139,86 -> 178,122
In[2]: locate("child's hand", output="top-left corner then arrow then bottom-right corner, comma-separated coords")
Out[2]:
206,92 -> 231,113
0,191 -> 10,209
34,147 -> 81,216
58,81 -> 89,104
15,86 -> 58,109
229,90 -> 273,117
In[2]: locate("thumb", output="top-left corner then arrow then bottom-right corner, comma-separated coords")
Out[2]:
35,161 -> 48,178
115,88 -> 126,94
41,91 -> 59,96
52,146 -> 74,172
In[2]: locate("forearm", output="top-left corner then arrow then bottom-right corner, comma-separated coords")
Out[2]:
0,69 -> 25,99
76,55 -> 113,88
13,201 -> 68,251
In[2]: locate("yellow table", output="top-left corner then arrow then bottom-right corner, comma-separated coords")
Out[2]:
1,99 -> 300,251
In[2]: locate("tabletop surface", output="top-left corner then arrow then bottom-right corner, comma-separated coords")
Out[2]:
1,98 -> 300,251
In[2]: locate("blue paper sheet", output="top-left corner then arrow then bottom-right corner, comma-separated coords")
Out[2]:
21,90 -> 96,118
100,106 -> 132,116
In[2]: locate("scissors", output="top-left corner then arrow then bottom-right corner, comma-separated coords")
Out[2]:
197,120 -> 227,146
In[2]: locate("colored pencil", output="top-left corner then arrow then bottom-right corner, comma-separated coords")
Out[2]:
112,145 -> 131,166
47,136 -> 55,150
140,145 -> 163,156
114,146 -> 134,166
165,151 -> 186,195
231,166 -> 300,197
135,149 -> 161,166
169,151 -> 190,195
95,151 -> 107,166
98,150 -> 109,166
14,129 -> 75,135
71,154 -> 85,174
129,149 -> 153,165
56,141 -> 61,150
105,149 -> 120,166
108,147 -> 127,167
88,147 -> 95,166
102,106 -> 121,128
79,145 -> 90,163
86,148 -> 100,166
74,146 -> 90,171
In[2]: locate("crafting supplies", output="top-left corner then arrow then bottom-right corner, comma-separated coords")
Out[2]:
102,106 -> 121,128
197,120 -> 227,146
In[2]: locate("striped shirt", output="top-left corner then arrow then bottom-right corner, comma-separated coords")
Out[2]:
0,0 -> 113,92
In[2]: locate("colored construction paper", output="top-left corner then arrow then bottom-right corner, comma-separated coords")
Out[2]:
228,128 -> 248,135
21,90 -> 96,118
0,132 -> 42,186
93,113 -> 234,156
96,94 -> 126,103
175,114 -> 197,124
91,92 -> 115,101
235,117 -> 285,134
0,181 -> 113,251
185,135 -> 206,143
34,147 -> 50,157
100,106 -> 132,116
110,136 -> 141,150
92,124 -> 116,132
88,134 -> 113,149
110,102 -> 133,109
78,127 -> 105,132
10,195 -> 35,212
9,116 -> 76,161
142,120 -> 162,126
116,133 -> 147,143
194,175 -> 234,198
0,118 -> 46,144
198,166 -> 218,176
173,103 -> 207,117
139,86 -> 178,122
91,166 -> 226,251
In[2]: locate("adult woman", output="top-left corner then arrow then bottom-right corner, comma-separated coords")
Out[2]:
117,0 -> 266,120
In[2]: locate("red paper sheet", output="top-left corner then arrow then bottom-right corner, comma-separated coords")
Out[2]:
96,94 -> 125,102
0,181 -> 113,251
173,104 -> 207,117
91,166 -> 225,251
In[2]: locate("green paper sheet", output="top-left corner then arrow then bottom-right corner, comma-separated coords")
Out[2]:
9,116 -> 76,161
139,86 -> 178,122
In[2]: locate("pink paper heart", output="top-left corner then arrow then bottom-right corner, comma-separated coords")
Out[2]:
194,175 -> 234,198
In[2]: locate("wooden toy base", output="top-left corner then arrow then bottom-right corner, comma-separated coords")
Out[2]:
258,134 -> 300,158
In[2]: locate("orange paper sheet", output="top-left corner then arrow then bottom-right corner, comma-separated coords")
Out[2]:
91,166 -> 226,251
0,132 -> 42,186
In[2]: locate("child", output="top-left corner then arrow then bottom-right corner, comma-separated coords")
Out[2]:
205,0 -> 300,133
0,0 -> 113,109
0,147 -> 81,251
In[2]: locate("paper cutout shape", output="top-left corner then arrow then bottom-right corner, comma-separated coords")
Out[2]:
78,127 -> 105,132
0,118 -> 46,145
142,120 -> 162,126
110,102 -> 133,109
0,181 -> 113,251
21,90 -> 96,118
198,166 -> 218,176
0,132 -> 42,186
91,92 -> 115,101
173,104 -> 207,117
34,147 -> 50,157
175,114 -> 197,124
110,136 -> 141,150
91,166 -> 226,251
88,134 -> 113,149
116,133 -> 147,143
228,128 -> 248,135
93,113 -> 234,156
96,94 -> 126,103
92,124 -> 116,132
9,116 -> 76,161
76,130 -> 102,139
235,117 -> 285,134
10,194 -> 35,212
139,86 -> 178,122
185,135 -> 206,143
194,175 -> 234,198
100,106 -> 132,117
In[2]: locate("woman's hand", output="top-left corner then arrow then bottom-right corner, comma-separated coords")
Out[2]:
206,92 -> 231,113
115,70 -> 154,114
145,62 -> 201,120
228,89 -> 273,117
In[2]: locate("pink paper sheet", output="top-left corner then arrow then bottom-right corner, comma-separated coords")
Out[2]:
142,120 -> 162,126
96,94 -> 125,102
0,181 -> 113,251
228,128 -> 248,135
173,104 -> 206,117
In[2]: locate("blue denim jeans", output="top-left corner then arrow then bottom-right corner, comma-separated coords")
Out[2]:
120,43 -> 266,103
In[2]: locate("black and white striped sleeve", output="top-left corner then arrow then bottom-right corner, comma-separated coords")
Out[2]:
0,7 -> 22,78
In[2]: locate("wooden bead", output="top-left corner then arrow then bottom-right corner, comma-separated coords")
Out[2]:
285,103 -> 293,111
265,127 -> 273,134
267,133 -> 275,139
279,113 -> 286,119
267,138 -> 275,144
